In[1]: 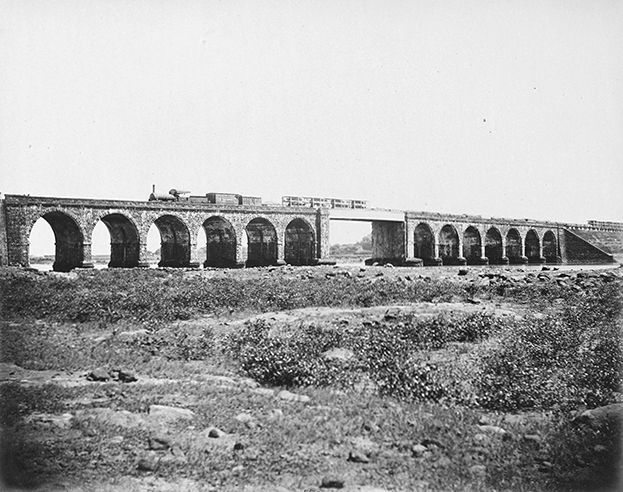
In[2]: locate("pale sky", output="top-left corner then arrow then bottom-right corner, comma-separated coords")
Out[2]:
1,0 -> 622,253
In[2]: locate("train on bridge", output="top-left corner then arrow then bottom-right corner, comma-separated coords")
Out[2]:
149,188 -> 262,206
148,187 -> 369,210
281,195 -> 368,209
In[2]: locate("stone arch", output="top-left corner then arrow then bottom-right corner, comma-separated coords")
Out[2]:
246,217 -> 277,267
152,214 -> 191,267
485,227 -> 504,265
506,228 -> 525,264
525,229 -> 543,263
543,230 -> 559,263
202,216 -> 237,268
463,226 -> 483,265
95,213 -> 140,268
439,224 -> 460,265
414,222 -> 436,265
285,218 -> 316,266
29,210 -> 84,272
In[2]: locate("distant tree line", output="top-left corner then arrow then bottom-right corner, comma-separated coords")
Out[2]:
330,234 -> 372,256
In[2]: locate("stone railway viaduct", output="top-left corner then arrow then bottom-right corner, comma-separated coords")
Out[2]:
0,194 -> 619,271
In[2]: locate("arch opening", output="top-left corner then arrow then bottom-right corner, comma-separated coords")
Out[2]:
246,218 -> 277,267
203,216 -> 237,268
285,219 -> 315,266
153,215 -> 191,267
414,223 -> 436,265
543,230 -> 559,263
525,229 -> 543,263
485,227 -> 504,265
97,214 -> 139,268
439,224 -> 460,265
506,228 -> 525,264
463,226 -> 483,265
29,212 -> 84,271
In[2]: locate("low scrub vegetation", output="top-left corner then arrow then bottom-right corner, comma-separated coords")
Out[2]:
0,267 -> 573,324
228,283 -> 622,412
477,282 -> 622,411
1,266 -> 621,490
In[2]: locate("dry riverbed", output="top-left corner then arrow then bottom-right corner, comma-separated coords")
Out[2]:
1,264 -> 621,491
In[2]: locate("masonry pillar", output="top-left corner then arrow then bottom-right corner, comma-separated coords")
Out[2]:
478,241 -> 489,266
276,227 -> 286,266
369,221 -> 405,265
315,209 -> 334,265
432,240 -> 442,266
404,218 -> 416,264
456,234 -> 467,266
235,229 -> 246,268
536,237 -> 546,264
519,236 -> 528,264
137,231 -> 151,268
500,242 -> 509,265
80,242 -> 94,268
189,238 -> 201,268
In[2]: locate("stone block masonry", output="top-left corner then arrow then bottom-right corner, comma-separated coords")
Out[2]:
0,193 -> 618,271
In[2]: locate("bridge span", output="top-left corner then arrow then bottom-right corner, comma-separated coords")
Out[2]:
0,194 -> 619,271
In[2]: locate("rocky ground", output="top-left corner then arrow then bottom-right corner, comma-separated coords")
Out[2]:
1,263 -> 622,491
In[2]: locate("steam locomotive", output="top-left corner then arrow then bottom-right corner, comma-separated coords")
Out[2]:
149,187 -> 262,206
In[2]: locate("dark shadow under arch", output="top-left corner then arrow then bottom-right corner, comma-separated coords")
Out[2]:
485,227 -> 505,264
285,218 -> 315,266
31,212 -> 84,272
439,224 -> 460,265
463,226 -> 483,265
506,228 -> 526,264
99,213 -> 139,268
246,218 -> 277,267
543,230 -> 560,263
525,229 -> 543,263
414,222 -> 436,265
203,216 -> 237,268
153,215 -> 191,267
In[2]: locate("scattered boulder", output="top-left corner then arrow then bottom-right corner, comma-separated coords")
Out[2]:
149,434 -> 172,450
411,444 -> 428,457
268,409 -> 284,422
235,413 -> 258,429
421,438 -> 445,449
469,464 -> 487,477
574,403 -> 623,428
148,404 -> 194,422
321,476 -> 345,489
252,388 -> 275,397
477,424 -> 510,438
159,446 -> 187,466
433,455 -> 452,468
86,368 -> 110,382
522,434 -> 542,444
323,348 -> 355,362
278,390 -> 310,403
383,308 -> 401,320
112,369 -> 137,383
472,433 -> 489,444
362,421 -> 380,433
207,427 -> 226,438
27,412 -> 74,429
137,452 -> 159,472
75,407 -> 145,429
458,268 -> 469,276
348,450 -> 370,463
